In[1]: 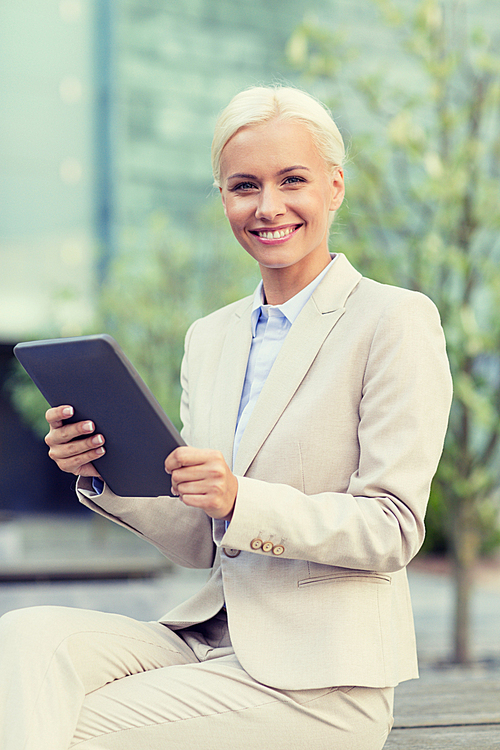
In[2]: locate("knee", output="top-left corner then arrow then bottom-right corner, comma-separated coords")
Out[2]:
0,606 -> 42,636
0,605 -> 70,647
0,607 -> 42,660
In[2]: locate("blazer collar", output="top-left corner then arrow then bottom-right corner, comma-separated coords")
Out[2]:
208,296 -> 253,466
210,254 -> 362,473
311,252 -> 362,314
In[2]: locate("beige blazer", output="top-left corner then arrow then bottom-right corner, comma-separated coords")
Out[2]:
78,254 -> 452,690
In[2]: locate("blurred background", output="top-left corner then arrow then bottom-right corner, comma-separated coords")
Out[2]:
1,0 -> 500,666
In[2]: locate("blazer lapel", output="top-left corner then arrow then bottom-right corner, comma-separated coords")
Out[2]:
233,254 -> 362,477
209,298 -> 253,467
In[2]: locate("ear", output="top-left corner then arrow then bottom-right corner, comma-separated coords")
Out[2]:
219,186 -> 228,217
329,168 -> 345,213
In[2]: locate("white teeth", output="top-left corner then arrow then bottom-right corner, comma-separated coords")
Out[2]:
257,226 -> 296,239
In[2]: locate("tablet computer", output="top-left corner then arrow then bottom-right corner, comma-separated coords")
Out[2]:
14,334 -> 185,497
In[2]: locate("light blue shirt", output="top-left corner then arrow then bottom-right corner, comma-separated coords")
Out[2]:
232,256 -> 336,466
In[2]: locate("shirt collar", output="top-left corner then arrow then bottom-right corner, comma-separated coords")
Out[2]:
250,255 -> 337,337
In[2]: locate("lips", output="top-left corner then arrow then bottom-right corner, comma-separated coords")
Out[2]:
250,224 -> 302,241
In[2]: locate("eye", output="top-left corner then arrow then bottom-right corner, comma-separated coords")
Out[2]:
230,181 -> 257,192
283,175 -> 305,186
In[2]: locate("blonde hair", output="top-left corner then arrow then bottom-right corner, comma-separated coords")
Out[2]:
211,85 -> 345,187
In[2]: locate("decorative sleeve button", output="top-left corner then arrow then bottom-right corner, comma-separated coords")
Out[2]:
262,541 -> 274,553
272,545 -> 285,556
250,538 -> 263,550
223,547 -> 241,558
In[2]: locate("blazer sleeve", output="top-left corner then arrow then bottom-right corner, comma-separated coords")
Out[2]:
220,291 -> 453,573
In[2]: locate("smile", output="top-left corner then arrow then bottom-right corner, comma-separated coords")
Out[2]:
251,224 -> 301,241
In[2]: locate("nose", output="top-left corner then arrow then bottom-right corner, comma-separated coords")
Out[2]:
255,185 -> 285,221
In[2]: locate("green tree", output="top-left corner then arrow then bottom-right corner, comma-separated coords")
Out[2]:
287,0 -> 500,663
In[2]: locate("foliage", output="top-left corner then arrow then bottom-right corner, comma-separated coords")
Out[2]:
288,0 -> 500,553
5,361 -> 53,437
287,0 -> 500,661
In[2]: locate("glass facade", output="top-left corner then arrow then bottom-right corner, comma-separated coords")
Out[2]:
0,0 -> 331,339
1,0 -> 497,338
0,0 -> 95,339
107,0 -> 334,269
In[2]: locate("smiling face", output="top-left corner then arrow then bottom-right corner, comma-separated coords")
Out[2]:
219,118 -> 344,299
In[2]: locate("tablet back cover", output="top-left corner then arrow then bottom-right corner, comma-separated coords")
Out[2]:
14,334 -> 184,497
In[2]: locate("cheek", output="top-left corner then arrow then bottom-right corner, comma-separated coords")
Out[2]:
223,207 -> 248,246
309,191 -> 332,224
294,194 -> 325,228
226,212 -> 243,236
224,201 -> 251,232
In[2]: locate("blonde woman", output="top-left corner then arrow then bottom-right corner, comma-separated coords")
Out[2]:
0,86 -> 452,750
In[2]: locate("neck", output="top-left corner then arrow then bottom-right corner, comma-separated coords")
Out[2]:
260,255 -> 331,305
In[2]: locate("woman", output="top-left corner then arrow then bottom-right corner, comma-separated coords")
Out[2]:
0,86 -> 452,750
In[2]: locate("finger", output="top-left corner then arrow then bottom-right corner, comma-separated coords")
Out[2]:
174,476 -> 209,494
164,453 -> 180,473
175,456 -> 230,487
165,447 -> 214,472
176,488 -> 234,520
46,405 -> 74,423
170,464 -> 211,484
165,448 -> 192,472
50,444 -> 106,475
45,420 -> 97,447
45,405 -> 74,429
50,433 -> 105,459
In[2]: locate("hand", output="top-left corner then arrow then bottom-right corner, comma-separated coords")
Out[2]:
165,447 -> 238,521
45,405 -> 105,478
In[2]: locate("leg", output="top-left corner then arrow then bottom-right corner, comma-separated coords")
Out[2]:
0,605 -> 198,750
71,652 -> 394,750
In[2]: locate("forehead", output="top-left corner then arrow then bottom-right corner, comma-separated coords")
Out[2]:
220,119 -> 325,179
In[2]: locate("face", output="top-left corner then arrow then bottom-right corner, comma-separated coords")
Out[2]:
219,118 -> 344,287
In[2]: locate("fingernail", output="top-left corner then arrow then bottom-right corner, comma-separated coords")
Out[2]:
83,421 -> 93,432
92,435 -> 103,446
95,447 -> 105,456
63,407 -> 74,417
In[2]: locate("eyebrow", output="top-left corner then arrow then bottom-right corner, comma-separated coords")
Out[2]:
226,165 -> 311,181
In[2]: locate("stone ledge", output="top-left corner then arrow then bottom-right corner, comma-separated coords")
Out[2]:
0,558 -> 171,582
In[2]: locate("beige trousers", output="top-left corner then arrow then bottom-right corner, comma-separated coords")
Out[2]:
0,605 -> 393,750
